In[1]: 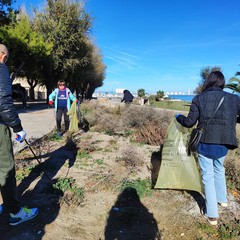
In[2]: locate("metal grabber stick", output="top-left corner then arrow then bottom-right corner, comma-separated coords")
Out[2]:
50,103 -> 57,131
52,103 -> 56,119
24,139 -> 52,183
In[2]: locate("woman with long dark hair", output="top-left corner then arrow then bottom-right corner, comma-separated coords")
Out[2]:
176,71 -> 240,225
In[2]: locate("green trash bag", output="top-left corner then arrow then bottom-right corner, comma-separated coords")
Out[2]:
67,100 -> 79,132
154,118 -> 203,193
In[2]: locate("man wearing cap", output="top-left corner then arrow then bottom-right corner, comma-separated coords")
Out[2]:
0,44 -> 39,225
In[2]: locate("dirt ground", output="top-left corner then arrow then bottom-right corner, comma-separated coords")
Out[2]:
0,129 -> 240,240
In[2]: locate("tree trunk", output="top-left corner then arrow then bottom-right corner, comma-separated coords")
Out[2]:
29,86 -> 35,100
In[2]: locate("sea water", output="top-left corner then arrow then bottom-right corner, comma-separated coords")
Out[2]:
168,95 -> 195,102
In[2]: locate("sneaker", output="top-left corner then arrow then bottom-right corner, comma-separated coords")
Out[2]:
219,202 -> 228,207
206,217 -> 218,226
9,207 -> 39,226
203,215 -> 218,226
0,204 -> 3,215
57,132 -> 62,137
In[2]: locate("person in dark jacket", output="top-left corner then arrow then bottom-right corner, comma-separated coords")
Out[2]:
121,90 -> 134,103
0,44 -> 38,225
176,71 -> 240,226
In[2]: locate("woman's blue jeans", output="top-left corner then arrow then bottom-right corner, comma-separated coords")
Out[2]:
198,154 -> 227,218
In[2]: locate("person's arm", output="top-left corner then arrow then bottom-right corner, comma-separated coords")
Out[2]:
0,64 -> 23,133
48,89 -> 56,101
48,89 -> 57,106
121,95 -> 126,102
176,97 -> 199,128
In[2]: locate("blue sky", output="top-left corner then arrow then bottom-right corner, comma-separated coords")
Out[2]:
14,0 -> 240,94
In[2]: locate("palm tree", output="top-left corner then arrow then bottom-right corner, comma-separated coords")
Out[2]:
137,88 -> 146,98
225,77 -> 240,93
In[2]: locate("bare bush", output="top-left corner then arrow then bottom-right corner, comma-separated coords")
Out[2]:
121,106 -> 171,145
121,105 -> 171,128
83,103 -> 107,127
83,102 -> 123,133
117,145 -> 144,172
121,106 -> 154,128
133,121 -> 167,145
82,101 -> 172,146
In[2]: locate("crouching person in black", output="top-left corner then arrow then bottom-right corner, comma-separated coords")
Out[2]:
121,90 -> 134,104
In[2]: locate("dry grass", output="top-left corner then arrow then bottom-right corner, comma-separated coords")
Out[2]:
133,121 -> 167,145
82,101 -> 172,146
116,145 -> 144,172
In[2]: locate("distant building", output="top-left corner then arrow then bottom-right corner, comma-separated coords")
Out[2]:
13,77 -> 47,100
165,90 -> 192,95
116,88 -> 125,94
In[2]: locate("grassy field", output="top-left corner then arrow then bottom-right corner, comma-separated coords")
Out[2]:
150,100 -> 191,111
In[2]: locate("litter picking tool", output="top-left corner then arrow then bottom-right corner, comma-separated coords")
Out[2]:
51,103 -> 56,118
11,62 -> 24,81
52,105 -> 57,130
77,100 -> 82,128
24,139 -> 52,183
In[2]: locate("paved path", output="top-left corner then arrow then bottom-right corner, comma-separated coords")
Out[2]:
13,102 -> 56,153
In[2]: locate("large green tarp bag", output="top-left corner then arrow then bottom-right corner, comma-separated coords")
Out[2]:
67,100 -> 79,132
154,118 -> 203,193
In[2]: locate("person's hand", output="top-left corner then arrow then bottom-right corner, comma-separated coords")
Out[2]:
15,130 -> 26,143
175,113 -> 181,119
75,99 -> 78,103
49,101 -> 53,106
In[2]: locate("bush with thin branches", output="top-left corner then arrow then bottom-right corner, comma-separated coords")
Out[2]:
82,101 -> 172,146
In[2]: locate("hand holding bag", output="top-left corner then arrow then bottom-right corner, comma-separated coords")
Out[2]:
187,96 -> 225,155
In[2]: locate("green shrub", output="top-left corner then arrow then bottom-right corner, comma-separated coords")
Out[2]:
16,165 -> 37,181
77,150 -> 92,159
53,177 -> 84,201
48,132 -> 62,141
121,178 -> 152,198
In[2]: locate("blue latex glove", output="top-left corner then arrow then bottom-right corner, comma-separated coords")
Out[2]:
175,113 -> 181,119
15,130 -> 27,143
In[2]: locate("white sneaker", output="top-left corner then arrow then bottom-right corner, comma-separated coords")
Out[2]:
219,202 -> 228,207
0,204 -> 3,215
9,206 -> 39,226
203,214 -> 218,226
206,217 -> 218,226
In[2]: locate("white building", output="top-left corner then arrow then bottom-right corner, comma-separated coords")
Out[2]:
13,78 -> 47,100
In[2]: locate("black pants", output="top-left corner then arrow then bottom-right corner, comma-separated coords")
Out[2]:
56,108 -> 69,132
